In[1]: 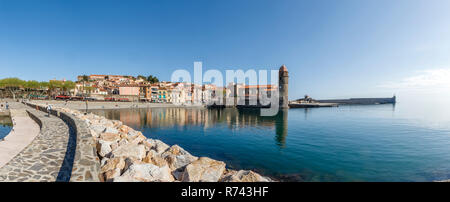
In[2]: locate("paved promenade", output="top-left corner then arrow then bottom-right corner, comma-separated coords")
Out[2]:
0,103 -> 40,168
0,107 -> 73,182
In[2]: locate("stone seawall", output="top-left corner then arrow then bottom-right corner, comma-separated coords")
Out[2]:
24,102 -> 101,182
318,96 -> 396,105
59,111 -> 101,182
25,102 -> 272,182
26,110 -> 42,129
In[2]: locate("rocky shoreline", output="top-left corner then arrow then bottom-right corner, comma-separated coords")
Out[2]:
56,107 -> 273,182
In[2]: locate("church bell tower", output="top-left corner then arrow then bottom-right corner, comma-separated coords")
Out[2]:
279,65 -> 289,109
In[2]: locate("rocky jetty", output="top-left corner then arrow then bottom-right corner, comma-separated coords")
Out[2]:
56,107 -> 273,182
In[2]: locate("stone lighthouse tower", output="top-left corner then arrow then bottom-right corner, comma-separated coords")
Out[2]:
279,65 -> 289,108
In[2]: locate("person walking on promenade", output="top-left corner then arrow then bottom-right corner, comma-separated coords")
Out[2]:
5,102 -> 9,110
47,104 -> 52,117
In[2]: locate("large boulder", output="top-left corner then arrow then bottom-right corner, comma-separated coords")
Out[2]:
89,129 -> 100,138
143,150 -> 167,167
111,143 -> 147,160
104,127 -> 119,134
147,139 -> 170,154
113,163 -> 174,182
126,132 -> 147,144
127,129 -> 141,137
219,170 -> 272,182
90,124 -> 106,134
180,157 -> 226,182
100,132 -> 120,142
118,138 -> 129,147
161,145 -> 198,171
112,120 -> 123,128
104,168 -> 121,181
96,140 -> 113,158
119,125 -> 133,134
101,157 -> 126,173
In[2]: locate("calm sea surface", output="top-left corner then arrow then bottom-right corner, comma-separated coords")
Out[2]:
0,116 -> 12,140
90,99 -> 450,182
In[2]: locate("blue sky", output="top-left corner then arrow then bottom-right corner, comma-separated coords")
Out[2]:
1,0 -> 450,100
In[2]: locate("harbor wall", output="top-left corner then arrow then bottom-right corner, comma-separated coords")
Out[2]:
318,96 -> 396,105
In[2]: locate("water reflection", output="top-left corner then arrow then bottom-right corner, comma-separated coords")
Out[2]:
275,109 -> 288,148
91,107 -> 289,147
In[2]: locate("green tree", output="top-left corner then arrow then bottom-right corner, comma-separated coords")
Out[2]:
84,86 -> 94,96
0,78 -> 26,99
62,81 -> 76,95
147,75 -> 159,84
82,75 -> 89,82
39,81 -> 49,89
48,80 -> 63,97
24,80 -> 40,89
23,80 -> 40,98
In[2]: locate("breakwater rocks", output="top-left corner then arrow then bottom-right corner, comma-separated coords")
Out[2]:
55,107 -> 273,182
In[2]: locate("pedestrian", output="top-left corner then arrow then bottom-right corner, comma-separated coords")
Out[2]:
47,104 -> 52,117
5,102 -> 9,110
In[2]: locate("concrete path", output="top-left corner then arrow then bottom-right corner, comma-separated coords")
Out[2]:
0,104 -> 40,168
0,108 -> 73,182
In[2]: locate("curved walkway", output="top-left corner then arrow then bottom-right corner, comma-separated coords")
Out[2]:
0,108 -> 73,182
0,103 -> 40,168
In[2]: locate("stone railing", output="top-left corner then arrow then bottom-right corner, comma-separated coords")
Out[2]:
26,110 -> 42,129
59,111 -> 101,182
24,102 -> 101,182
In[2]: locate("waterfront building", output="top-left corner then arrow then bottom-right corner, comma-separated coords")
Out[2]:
118,85 -> 140,96
157,88 -> 169,103
150,85 -> 159,102
171,83 -> 187,104
139,85 -> 152,102
202,84 -> 216,104
91,86 -> 108,96
191,84 -> 203,105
